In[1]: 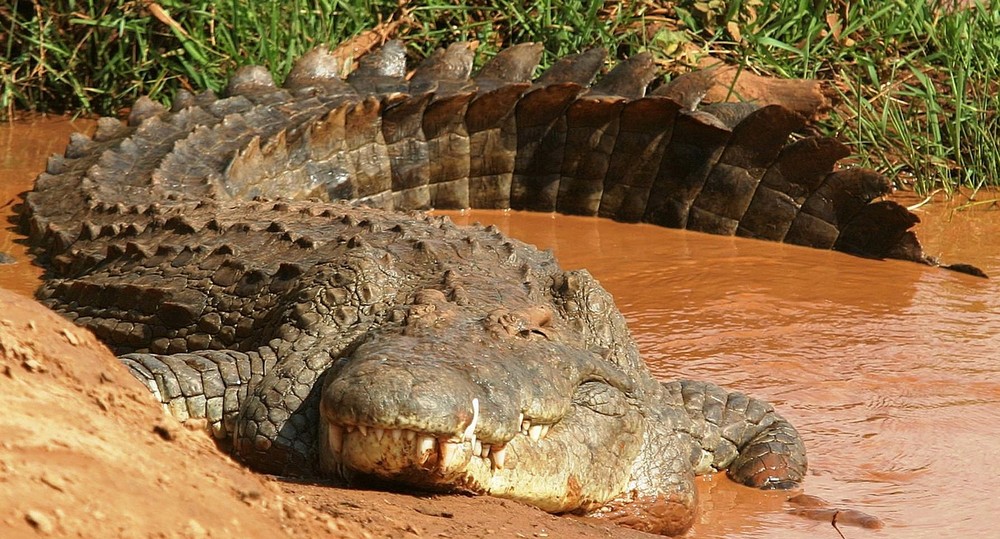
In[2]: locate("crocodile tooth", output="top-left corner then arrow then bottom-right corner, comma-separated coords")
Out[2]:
480,443 -> 490,458
463,398 -> 479,443
490,445 -> 507,470
540,425 -> 550,439
327,424 -> 344,454
474,440 -> 483,457
390,429 -> 403,442
416,434 -> 436,464
528,424 -> 543,442
438,439 -> 463,470
357,424 -> 368,437
374,428 -> 385,441
521,419 -> 531,435
404,429 -> 416,442
345,425 -> 356,434
517,413 -> 524,428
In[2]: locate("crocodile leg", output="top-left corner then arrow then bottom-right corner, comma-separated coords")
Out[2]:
231,343 -> 329,476
227,250 -> 404,475
121,343 -> 342,476
666,379 -> 807,488
589,411 -> 699,536
114,243 -> 406,476
121,349 -> 268,440
589,379 -> 806,535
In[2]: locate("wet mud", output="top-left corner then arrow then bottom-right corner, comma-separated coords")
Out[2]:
3,116 -> 999,538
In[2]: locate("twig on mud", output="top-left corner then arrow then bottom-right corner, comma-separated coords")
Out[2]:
906,188 -> 943,210
955,197 -> 1000,211
832,510 -> 846,539
146,2 -> 190,38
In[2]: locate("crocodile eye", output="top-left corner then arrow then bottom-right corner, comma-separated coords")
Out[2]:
486,306 -> 555,339
517,327 -> 550,340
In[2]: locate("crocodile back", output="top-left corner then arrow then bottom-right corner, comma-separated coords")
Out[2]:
22,40 -> 957,273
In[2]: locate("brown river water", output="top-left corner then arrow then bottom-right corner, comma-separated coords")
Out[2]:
3,116 -> 999,538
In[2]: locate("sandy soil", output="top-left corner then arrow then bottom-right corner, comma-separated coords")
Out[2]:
0,287 -> 654,539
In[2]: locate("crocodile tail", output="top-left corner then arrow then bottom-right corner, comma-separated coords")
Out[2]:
265,41 -> 976,273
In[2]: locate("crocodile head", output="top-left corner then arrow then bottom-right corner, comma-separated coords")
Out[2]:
318,272 -> 650,512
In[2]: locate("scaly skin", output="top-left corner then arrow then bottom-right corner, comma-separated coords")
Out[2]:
24,40 -> 967,535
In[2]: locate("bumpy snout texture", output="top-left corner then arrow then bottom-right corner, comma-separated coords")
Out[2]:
318,290 -> 643,510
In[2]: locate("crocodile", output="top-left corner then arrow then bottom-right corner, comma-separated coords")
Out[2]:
19,41 -> 972,535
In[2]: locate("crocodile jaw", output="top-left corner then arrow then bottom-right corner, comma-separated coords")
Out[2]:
315,278 -> 646,511
318,415 -> 635,514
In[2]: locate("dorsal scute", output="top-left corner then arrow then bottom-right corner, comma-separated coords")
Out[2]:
284,45 -> 356,96
475,42 -> 545,85
346,40 -> 408,95
410,42 -> 477,84
353,40 -> 408,79
535,47 -> 607,87
94,117 -> 126,142
590,52 -> 657,99
226,65 -> 277,97
128,96 -> 167,127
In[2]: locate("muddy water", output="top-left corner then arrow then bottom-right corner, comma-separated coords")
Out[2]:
0,116 -> 95,296
4,117 -> 1000,538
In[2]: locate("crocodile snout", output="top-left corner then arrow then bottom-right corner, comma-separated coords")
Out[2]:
316,299 -> 631,494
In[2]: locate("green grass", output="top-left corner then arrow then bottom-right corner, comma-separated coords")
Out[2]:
0,0 -> 647,114
674,0 -> 1000,195
2,0 -> 997,195
0,0 -> 406,114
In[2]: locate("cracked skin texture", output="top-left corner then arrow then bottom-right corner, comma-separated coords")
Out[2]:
15,40 -> 956,534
